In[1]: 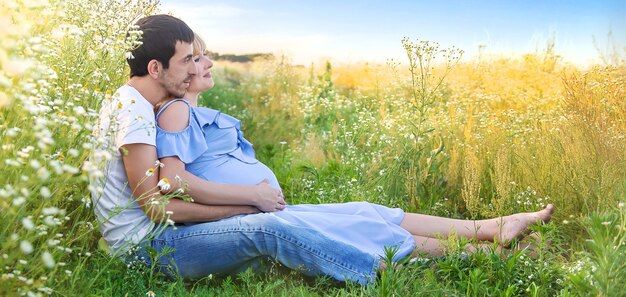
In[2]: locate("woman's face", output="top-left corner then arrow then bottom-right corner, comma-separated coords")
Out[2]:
187,50 -> 214,93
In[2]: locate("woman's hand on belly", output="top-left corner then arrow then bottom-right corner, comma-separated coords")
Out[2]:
253,179 -> 286,212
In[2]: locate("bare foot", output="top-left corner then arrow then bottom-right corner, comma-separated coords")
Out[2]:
497,204 -> 554,246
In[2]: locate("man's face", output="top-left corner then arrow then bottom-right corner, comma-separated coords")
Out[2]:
158,41 -> 196,98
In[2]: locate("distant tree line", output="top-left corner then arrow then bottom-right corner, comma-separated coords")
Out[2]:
207,51 -> 275,63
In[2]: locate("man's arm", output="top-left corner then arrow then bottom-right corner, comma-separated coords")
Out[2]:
159,156 -> 285,212
121,143 -> 259,223
162,198 -> 259,222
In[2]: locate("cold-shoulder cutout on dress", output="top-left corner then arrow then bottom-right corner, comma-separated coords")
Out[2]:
155,99 -> 208,164
156,99 -> 191,132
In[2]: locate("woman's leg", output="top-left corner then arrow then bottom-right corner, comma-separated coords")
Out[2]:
411,235 -> 507,258
400,204 -> 554,244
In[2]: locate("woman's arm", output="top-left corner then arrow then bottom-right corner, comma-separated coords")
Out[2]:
156,101 -> 285,212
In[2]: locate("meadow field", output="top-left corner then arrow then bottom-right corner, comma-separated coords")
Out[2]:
1,0 -> 625,296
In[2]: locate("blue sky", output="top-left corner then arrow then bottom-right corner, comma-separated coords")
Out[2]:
160,0 -> 626,66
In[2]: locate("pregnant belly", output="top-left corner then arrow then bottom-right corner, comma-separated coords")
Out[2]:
198,158 -> 281,190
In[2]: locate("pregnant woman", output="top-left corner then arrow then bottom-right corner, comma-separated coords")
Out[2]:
153,33 -> 554,279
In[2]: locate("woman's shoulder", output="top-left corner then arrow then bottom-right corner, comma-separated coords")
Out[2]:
155,98 -> 192,114
156,99 -> 191,132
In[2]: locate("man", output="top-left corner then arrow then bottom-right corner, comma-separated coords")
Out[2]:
92,14 -> 379,285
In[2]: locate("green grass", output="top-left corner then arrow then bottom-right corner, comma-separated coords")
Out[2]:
1,0 -> 626,296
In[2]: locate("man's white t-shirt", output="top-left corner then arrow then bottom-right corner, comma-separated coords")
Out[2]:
91,85 -> 156,254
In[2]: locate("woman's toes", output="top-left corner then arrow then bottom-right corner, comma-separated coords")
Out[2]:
538,204 -> 555,223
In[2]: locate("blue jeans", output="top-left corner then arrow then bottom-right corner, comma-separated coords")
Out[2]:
136,213 -> 380,285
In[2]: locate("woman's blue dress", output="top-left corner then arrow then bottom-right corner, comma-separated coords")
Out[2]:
155,99 -> 415,260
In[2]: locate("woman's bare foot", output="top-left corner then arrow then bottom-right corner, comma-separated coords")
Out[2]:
497,204 -> 554,246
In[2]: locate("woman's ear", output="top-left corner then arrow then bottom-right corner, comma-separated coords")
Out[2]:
147,59 -> 161,79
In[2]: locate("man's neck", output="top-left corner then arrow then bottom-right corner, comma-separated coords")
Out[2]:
127,76 -> 167,106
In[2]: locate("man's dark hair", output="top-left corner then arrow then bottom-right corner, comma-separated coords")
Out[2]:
127,14 -> 194,77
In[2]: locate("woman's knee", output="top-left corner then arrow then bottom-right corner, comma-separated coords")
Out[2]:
238,213 -> 291,232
